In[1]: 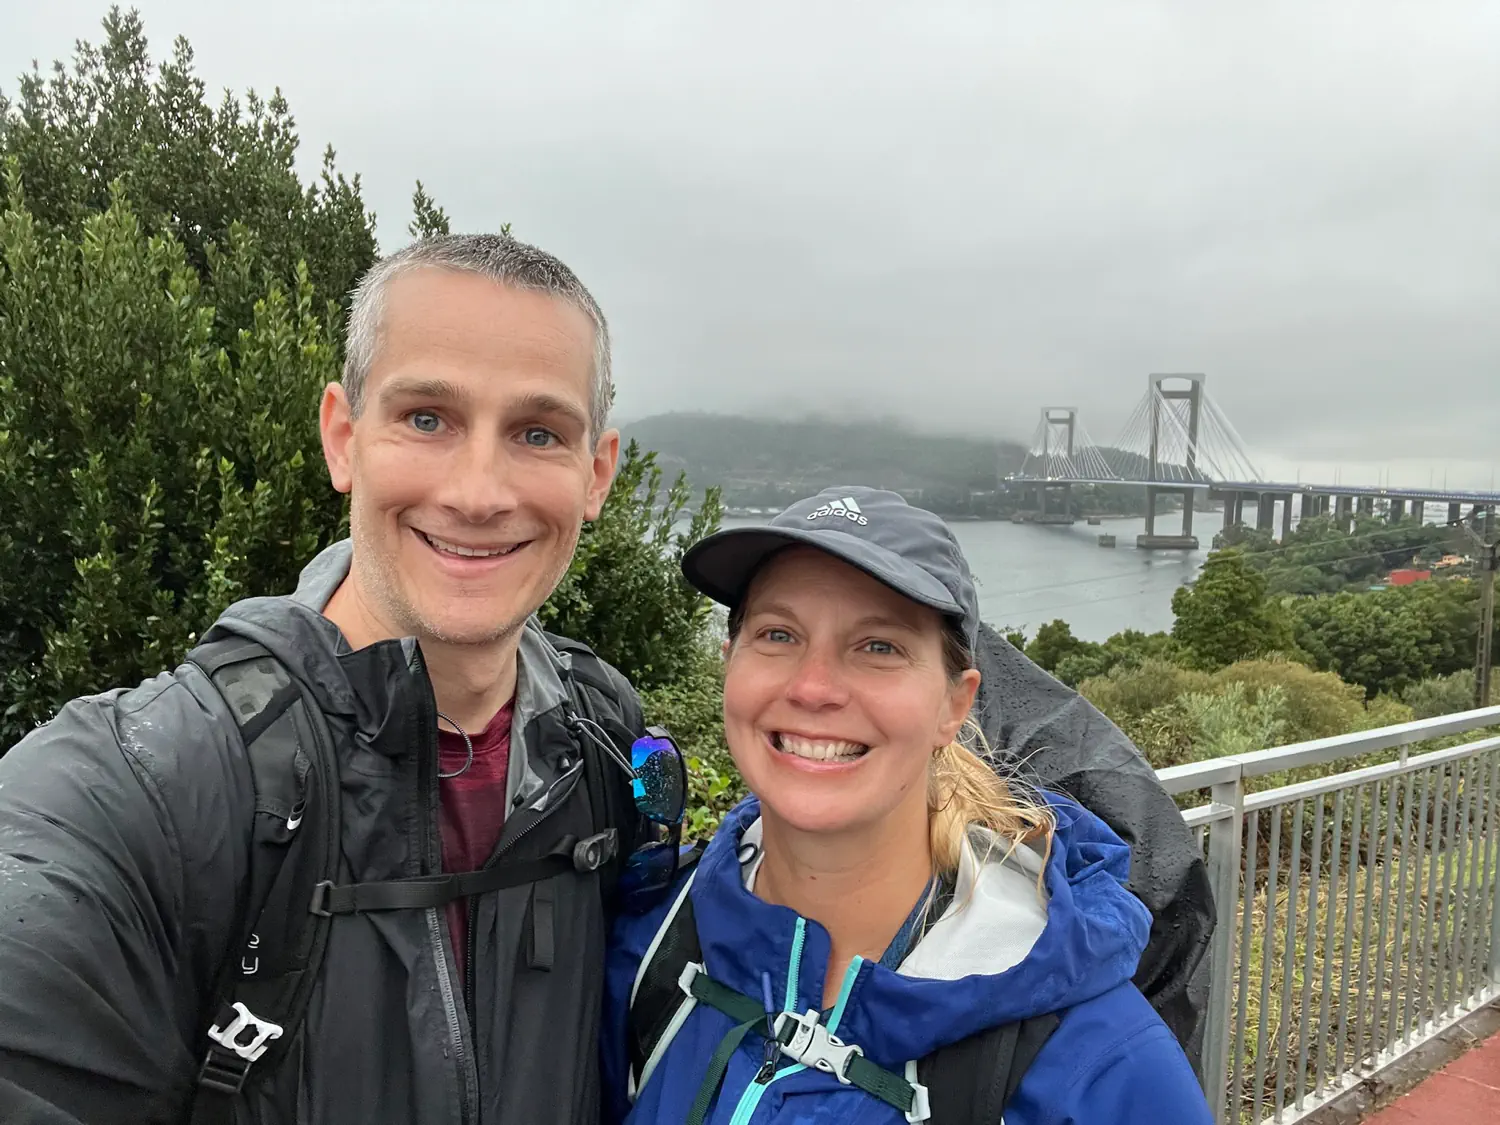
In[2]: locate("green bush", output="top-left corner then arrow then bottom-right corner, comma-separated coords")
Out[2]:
1402,669 -> 1478,719
1208,658 -> 1366,745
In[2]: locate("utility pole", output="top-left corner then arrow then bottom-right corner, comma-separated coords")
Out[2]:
1466,510 -> 1498,709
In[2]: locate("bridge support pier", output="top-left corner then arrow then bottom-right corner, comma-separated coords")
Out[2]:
1391,498 -> 1406,523
1412,499 -> 1425,524
1034,482 -> 1075,524
1358,497 -> 1375,517
1451,502 -> 1463,525
1138,486 -> 1200,550
1280,494 -> 1294,540
1221,492 -> 1243,532
1335,495 -> 1353,531
1256,494 -> 1273,532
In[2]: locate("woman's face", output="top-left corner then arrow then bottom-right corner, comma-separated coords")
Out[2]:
723,547 -> 979,839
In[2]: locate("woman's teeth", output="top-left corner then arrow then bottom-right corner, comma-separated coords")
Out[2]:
773,733 -> 868,761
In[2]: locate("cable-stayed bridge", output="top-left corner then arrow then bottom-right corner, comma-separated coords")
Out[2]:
1006,375 -> 1500,549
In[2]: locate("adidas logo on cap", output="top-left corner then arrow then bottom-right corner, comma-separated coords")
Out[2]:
806,496 -> 869,526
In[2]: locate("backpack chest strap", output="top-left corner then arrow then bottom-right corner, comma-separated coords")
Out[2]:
679,962 -> 931,1124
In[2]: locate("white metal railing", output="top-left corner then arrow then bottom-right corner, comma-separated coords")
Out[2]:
1157,704 -> 1500,1124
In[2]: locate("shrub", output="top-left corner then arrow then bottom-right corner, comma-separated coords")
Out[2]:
1401,669 -> 1478,720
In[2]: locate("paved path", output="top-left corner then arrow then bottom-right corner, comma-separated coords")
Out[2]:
1363,1028 -> 1500,1123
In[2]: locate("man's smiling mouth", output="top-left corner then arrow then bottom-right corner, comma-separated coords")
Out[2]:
417,530 -> 524,559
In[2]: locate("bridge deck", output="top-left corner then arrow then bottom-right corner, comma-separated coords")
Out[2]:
1006,477 -> 1500,506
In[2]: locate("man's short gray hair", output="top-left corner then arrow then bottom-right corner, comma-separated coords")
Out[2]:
341,233 -> 612,439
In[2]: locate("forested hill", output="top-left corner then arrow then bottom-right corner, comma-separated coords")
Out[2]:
621,412 -> 1030,513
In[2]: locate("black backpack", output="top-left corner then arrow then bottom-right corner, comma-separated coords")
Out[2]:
181,629 -> 641,1125
626,863 -> 1059,1125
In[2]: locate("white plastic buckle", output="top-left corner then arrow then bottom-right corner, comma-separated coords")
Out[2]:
905,1080 -> 932,1123
903,1059 -> 932,1122
677,961 -> 703,998
207,1001 -> 284,1062
772,1009 -> 864,1083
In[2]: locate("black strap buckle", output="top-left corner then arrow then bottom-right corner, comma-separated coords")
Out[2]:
573,829 -> 619,873
197,1047 -> 254,1096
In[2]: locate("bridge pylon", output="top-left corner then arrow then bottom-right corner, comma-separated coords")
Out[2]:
1012,407 -> 1082,525
1140,374 -> 1204,550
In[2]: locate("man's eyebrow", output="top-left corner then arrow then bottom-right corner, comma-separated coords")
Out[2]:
377,377 -> 470,406
513,391 -> 590,432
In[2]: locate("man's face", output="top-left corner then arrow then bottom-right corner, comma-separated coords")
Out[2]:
320,268 -> 619,648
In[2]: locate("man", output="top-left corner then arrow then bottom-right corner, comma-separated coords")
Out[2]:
0,234 -> 647,1125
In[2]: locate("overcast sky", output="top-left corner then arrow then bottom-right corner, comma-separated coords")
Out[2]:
4,2 -> 1498,488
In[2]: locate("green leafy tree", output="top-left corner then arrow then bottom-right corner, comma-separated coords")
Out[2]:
1171,548 -> 1297,670
1289,580 -> 1478,698
1024,619 -> 1098,674
408,180 -> 452,239
0,169 -> 347,744
0,8 -> 377,331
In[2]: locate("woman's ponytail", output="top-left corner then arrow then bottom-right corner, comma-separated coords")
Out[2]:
928,625 -> 1054,880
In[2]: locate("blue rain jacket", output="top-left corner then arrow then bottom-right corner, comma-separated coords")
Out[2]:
602,792 -> 1213,1125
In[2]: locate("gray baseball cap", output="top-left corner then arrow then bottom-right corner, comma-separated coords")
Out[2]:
681,486 -> 981,651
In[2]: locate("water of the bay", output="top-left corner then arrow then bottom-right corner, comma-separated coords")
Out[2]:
712,515 -> 1211,642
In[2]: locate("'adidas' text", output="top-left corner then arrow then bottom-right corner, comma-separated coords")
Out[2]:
807,496 -> 868,526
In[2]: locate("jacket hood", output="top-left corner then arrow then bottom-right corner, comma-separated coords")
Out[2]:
687,790 -> 1152,1064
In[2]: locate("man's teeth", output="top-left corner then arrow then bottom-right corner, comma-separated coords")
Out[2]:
774,733 -> 867,761
423,533 -> 517,559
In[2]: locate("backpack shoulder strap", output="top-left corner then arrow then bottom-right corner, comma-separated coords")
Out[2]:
544,631 -> 646,882
625,867 -> 703,1100
183,637 -> 342,1123
917,1012 -> 1061,1124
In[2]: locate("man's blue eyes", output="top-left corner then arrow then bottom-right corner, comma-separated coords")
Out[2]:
405,415 -> 557,447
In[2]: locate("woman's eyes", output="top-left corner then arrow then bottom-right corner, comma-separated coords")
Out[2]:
754,629 -> 898,656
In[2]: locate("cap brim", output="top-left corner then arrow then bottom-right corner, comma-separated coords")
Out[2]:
681,526 -> 964,619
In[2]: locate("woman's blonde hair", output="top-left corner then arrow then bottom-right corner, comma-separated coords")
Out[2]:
930,620 -> 1054,878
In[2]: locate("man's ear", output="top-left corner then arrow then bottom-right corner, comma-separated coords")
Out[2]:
583,428 -> 622,520
321,382 -> 355,495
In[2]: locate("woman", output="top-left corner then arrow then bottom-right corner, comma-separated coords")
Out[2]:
602,487 -> 1212,1125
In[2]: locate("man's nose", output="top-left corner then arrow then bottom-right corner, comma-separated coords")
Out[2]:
434,434 -> 520,523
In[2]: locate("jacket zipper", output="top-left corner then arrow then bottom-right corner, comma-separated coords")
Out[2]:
463,761 -> 584,1031
412,652 -> 479,1125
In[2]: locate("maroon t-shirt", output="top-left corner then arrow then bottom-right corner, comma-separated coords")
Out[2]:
438,702 -> 514,987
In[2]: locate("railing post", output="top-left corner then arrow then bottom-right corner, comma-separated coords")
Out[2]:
1490,797 -> 1500,993
1203,773 -> 1246,1124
